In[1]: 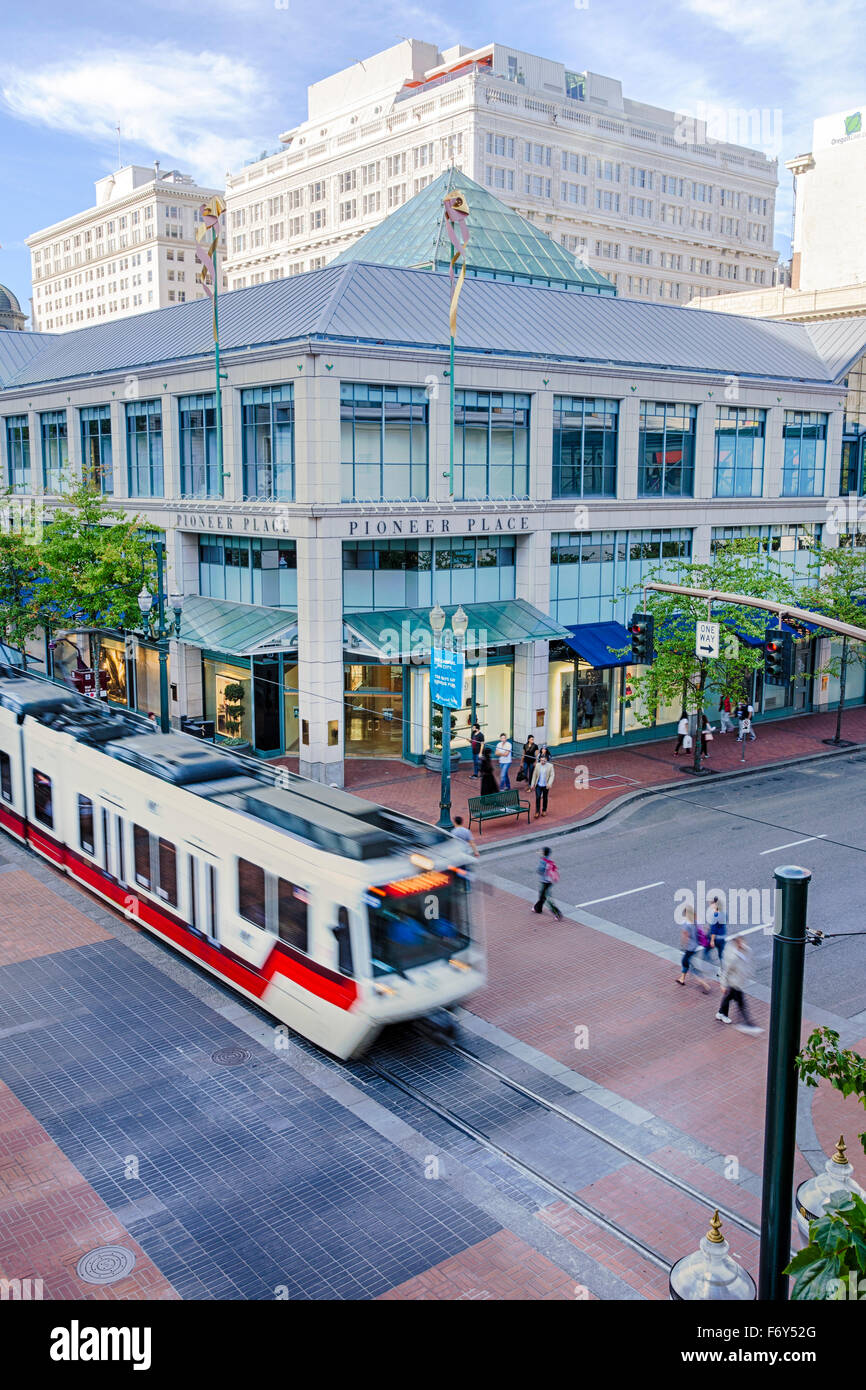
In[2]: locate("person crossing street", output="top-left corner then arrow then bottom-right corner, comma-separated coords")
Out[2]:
533,847 -> 563,920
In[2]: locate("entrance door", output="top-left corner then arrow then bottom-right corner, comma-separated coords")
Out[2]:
102,808 -> 127,883
253,657 -> 281,754
188,854 -> 220,944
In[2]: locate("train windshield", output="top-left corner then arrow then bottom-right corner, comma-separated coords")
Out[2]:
367,870 -> 471,977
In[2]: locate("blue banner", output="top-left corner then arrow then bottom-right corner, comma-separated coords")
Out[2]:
430,647 -> 465,710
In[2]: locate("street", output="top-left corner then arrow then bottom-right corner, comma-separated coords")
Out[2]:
483,752 -> 866,1020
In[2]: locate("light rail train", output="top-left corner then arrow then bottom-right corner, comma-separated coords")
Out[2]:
0,672 -> 484,1058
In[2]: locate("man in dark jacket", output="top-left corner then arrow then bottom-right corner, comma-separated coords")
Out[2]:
470,723 -> 484,776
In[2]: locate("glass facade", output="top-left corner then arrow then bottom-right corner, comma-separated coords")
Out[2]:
550,528 -> 692,626
552,396 -> 618,498
40,409 -> 68,492
453,390 -> 530,500
710,523 -> 821,586
547,650 -> 613,744
80,405 -> 113,494
344,663 -> 404,756
342,535 -> 516,610
782,411 -> 827,497
5,416 -> 30,492
179,393 -> 221,498
714,407 -> 765,497
204,658 -> 253,744
241,384 -> 294,500
126,400 -> 164,497
638,402 -> 696,496
198,536 -> 297,607
340,383 -> 428,501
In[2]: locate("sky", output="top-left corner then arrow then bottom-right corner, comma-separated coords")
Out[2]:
1,0 -> 863,317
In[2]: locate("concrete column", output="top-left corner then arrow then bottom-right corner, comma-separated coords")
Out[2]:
825,409 -> 845,498
514,528 -> 553,745
27,411 -> 41,493
296,366 -> 341,507
813,636 -> 832,711
617,393 -> 640,501
693,402 -> 716,499
692,523 -> 712,564
222,384 -> 241,503
296,532 -> 344,785
429,371 -> 451,504
161,389 -> 180,501
66,405 -> 83,488
172,532 -> 204,721
764,405 -> 784,498
110,400 -> 127,499
533,389 -> 553,502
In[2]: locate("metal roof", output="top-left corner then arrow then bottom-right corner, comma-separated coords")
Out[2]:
179,595 -> 297,655
0,327 -> 58,387
804,318 -> 866,381
344,598 -> 571,661
332,168 -> 615,294
0,261 -> 857,392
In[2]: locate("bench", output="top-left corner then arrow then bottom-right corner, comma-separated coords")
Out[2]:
468,789 -> 531,833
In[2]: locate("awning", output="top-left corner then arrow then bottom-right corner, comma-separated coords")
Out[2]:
563,621 -> 632,667
343,599 -> 572,661
179,595 -> 297,656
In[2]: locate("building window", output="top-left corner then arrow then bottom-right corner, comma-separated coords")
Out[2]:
126,400 -> 164,497
80,405 -> 113,494
198,536 -> 297,607
178,393 -> 221,498
5,416 -> 30,493
552,397 -> 618,498
782,412 -> 827,497
40,410 -> 68,492
711,524 -> 820,586
638,403 -> 696,497
340,383 -> 428,502
714,407 -> 766,497
453,391 -> 529,501
343,535 -> 517,610
241,384 -> 294,501
550,529 -> 692,627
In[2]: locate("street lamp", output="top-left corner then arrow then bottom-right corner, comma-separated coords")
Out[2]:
135,543 -> 183,734
430,603 -> 468,832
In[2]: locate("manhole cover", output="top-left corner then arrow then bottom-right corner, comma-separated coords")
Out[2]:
76,1246 -> 136,1285
211,1046 -> 251,1066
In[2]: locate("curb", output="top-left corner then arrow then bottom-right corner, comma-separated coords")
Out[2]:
477,738 -> 866,858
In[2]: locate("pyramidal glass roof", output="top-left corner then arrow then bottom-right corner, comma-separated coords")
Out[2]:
332,168 -> 615,295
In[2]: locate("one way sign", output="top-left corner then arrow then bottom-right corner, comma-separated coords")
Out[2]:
695,621 -> 720,658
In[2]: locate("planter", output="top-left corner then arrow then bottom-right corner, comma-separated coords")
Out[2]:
423,750 -> 462,773
219,738 -> 252,754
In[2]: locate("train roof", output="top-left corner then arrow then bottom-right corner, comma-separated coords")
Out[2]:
0,680 -> 72,718
106,734 -> 241,784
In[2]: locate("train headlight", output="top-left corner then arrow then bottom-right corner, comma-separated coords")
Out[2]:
410,853 -> 434,871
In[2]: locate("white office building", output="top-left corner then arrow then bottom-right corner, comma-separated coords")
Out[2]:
787,104 -> 866,293
225,38 -> 779,305
27,165 -> 225,332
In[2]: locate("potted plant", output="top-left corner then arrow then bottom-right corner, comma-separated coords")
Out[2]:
219,681 -> 251,752
424,708 -> 461,772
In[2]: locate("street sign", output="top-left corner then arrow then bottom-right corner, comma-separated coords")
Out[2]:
430,646 -> 465,709
695,621 -> 720,659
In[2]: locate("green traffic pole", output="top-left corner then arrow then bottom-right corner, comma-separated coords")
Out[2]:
437,698 -> 453,830
757,865 -> 811,1301
448,332 -> 455,497
155,540 -> 170,733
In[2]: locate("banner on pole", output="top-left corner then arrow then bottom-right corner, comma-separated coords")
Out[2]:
443,192 -> 470,338
430,646 -> 465,709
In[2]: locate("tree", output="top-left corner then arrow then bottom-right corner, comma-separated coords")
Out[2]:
0,526 -> 46,662
623,540 -> 797,773
40,484 -> 159,666
784,1028 -> 866,1299
802,546 -> 866,746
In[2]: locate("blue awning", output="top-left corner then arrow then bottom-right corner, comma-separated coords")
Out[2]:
564,621 -> 632,667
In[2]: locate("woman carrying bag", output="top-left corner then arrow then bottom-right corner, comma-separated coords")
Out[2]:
530,752 -> 555,818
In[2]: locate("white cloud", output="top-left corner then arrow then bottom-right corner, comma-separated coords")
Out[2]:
1,45 -> 274,183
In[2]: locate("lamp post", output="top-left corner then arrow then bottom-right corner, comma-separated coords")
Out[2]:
430,602 -> 468,832
136,542 -> 183,734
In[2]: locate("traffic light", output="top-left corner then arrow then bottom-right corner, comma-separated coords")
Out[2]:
630,611 -> 655,664
764,632 -> 793,685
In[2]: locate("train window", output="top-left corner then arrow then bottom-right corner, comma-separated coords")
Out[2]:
157,838 -> 178,907
238,858 -> 267,930
102,808 -> 110,871
207,864 -> 218,938
133,824 -> 151,889
277,878 -> 308,952
334,906 -> 353,977
0,751 -> 11,803
78,795 -> 95,855
32,770 -> 53,828
189,859 -> 198,930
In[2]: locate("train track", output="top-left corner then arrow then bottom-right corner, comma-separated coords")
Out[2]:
365,1023 -> 764,1282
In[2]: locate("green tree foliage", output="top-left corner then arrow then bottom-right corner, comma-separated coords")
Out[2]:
802,546 -> 866,745
40,483 -> 158,633
0,526 -> 45,658
622,540 -> 797,773
795,1027 -> 866,1156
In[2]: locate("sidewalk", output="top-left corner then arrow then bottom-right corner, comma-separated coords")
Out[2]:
277,704 -> 866,846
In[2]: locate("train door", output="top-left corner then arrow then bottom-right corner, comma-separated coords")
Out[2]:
188,853 -> 220,945
101,807 -> 127,884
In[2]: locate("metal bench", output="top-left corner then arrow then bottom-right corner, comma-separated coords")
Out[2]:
467,789 -> 531,833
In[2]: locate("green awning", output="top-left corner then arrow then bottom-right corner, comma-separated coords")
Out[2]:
179,595 -> 297,656
343,599 -> 571,661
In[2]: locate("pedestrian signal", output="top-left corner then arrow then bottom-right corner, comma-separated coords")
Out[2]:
764,632 -> 793,685
630,611 -> 655,664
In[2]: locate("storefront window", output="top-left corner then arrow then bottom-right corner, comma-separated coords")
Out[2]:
782,411 -> 827,497
283,663 -> 300,753
420,661 -> 513,752
204,660 -> 253,744
341,383 -> 428,501
241,384 -> 294,500
453,391 -> 529,500
99,637 -> 129,704
40,409 -> 68,492
714,407 -> 765,497
5,416 -> 30,493
823,639 -> 866,706
344,663 -> 404,755
638,402 -> 696,497
135,644 -> 165,717
547,650 -> 611,744
552,396 -> 618,498
81,405 -> 113,494
179,393 -> 221,498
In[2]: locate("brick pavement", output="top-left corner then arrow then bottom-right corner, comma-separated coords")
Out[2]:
0,869 -> 111,967
378,1229 -> 581,1300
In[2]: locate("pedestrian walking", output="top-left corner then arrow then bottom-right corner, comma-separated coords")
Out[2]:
676,907 -> 712,992
495,732 -> 513,791
700,711 -> 714,758
530,751 -> 555,818
147,711 -> 159,730
470,722 -> 484,777
674,711 -> 691,757
718,696 -> 735,734
705,895 -> 727,967
518,734 -> 538,784
479,745 -> 499,796
716,936 -> 763,1032
736,702 -> 756,743
451,815 -> 479,858
533,846 -> 563,919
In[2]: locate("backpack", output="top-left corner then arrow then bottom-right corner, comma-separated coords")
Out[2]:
545,858 -> 559,884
